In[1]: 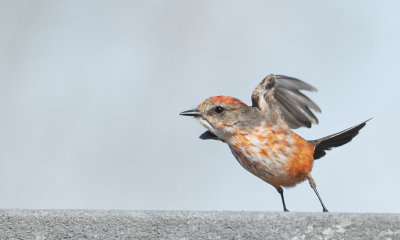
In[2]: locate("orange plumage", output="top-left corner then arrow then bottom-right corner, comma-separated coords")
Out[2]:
181,74 -> 368,212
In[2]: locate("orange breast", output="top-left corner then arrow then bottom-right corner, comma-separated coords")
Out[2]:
227,124 -> 316,188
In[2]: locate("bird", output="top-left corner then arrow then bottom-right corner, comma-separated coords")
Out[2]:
180,74 -> 369,212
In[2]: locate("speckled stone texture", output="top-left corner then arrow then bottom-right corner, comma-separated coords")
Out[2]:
0,210 -> 399,239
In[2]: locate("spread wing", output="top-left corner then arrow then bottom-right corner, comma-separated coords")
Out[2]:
251,74 -> 321,129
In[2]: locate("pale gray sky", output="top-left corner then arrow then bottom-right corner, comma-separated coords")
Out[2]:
0,0 -> 399,212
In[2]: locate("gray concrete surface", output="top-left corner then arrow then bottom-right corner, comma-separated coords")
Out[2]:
0,210 -> 399,239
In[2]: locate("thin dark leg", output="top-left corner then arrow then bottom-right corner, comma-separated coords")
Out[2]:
276,186 -> 289,212
307,175 -> 329,212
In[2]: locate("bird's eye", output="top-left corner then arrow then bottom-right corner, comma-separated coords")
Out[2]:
215,106 -> 224,114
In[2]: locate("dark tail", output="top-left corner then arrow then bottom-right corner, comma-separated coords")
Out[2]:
309,119 -> 371,159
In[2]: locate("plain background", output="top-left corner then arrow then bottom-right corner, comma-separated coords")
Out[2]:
1,1 -> 399,213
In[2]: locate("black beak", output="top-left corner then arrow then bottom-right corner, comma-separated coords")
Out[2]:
180,109 -> 202,117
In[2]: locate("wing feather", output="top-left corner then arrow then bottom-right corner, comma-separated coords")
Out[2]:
251,74 -> 321,129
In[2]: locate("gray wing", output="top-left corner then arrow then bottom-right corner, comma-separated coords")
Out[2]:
251,74 -> 321,129
199,130 -> 219,140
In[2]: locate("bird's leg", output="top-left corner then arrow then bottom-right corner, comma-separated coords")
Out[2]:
307,175 -> 329,212
276,186 -> 289,212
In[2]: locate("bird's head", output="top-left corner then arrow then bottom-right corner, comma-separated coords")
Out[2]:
180,96 -> 259,140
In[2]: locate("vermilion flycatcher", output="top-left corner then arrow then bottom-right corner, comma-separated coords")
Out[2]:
180,74 -> 368,212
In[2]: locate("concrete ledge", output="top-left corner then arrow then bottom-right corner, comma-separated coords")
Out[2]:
0,210 -> 399,239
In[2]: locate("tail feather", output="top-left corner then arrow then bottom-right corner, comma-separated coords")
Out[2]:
309,119 -> 371,159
